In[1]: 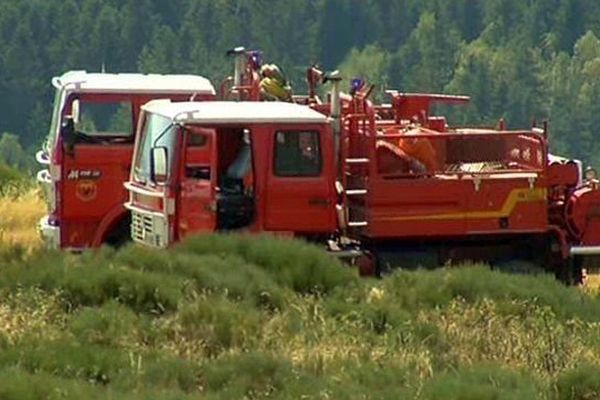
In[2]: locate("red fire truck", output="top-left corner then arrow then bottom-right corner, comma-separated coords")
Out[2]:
124,73 -> 600,283
36,71 -> 215,249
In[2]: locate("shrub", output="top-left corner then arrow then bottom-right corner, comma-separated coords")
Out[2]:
556,364 -> 600,400
175,296 -> 263,356
0,161 -> 23,189
381,266 -> 600,322
0,252 -> 185,313
116,247 -> 288,310
68,300 -> 140,346
200,352 -> 296,398
0,337 -> 201,392
0,367 -> 197,400
176,234 -> 358,295
421,364 -> 543,400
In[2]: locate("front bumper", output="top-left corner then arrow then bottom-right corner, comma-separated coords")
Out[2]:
570,246 -> 600,256
38,216 -> 60,249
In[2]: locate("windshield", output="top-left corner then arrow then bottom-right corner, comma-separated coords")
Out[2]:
134,113 -> 176,183
75,101 -> 133,137
44,88 -> 63,153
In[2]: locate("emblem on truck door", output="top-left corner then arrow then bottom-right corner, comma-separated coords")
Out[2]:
67,169 -> 102,180
75,180 -> 98,202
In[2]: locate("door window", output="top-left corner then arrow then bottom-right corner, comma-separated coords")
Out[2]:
74,100 -> 133,137
273,130 -> 321,177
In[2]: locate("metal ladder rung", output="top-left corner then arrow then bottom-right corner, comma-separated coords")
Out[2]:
348,221 -> 368,227
345,158 -> 369,165
346,189 -> 367,196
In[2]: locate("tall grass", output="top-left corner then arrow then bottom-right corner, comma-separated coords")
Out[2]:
1,189 -> 600,398
0,183 -> 44,252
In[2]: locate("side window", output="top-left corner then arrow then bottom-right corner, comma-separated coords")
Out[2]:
187,132 -> 208,147
274,131 -> 321,177
74,100 -> 133,137
185,129 -> 212,181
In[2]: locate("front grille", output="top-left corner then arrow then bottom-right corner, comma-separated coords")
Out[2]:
131,211 -> 160,246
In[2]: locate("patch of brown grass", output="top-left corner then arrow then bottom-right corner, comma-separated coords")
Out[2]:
0,188 -> 45,251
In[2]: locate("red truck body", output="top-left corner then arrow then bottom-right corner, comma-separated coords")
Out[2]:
37,71 -> 215,249
124,72 -> 600,282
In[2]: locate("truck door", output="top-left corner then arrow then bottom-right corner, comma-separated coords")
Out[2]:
60,97 -> 135,247
263,128 -> 336,233
177,127 -> 217,238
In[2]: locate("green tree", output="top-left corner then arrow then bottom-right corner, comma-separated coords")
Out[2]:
0,133 -> 29,171
138,25 -> 182,74
391,12 -> 461,92
337,44 -> 390,102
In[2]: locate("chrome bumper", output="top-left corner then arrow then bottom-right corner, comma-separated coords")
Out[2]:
570,246 -> 600,256
38,216 -> 60,249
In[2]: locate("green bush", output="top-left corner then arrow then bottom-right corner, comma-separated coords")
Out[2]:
0,367 -> 197,400
556,364 -> 600,400
2,234 -> 600,398
421,364 -> 543,400
116,246 -> 288,310
176,234 -> 359,295
176,296 -> 263,356
0,161 -> 23,189
0,339 -> 133,385
381,266 -> 600,322
0,337 -> 200,392
0,252 -> 185,313
200,352 -> 296,398
68,300 -> 140,346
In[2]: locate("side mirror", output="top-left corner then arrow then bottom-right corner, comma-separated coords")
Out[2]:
61,116 -> 76,156
150,146 -> 169,184
71,99 -> 80,125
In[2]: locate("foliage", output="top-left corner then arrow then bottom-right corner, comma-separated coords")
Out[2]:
0,222 -> 600,397
0,185 -> 43,252
2,1 -> 600,169
0,161 -> 24,187
0,133 -> 34,172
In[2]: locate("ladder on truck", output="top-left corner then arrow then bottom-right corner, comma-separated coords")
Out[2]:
340,112 -> 375,234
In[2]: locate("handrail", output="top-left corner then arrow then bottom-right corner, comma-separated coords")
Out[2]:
124,181 -> 165,198
378,169 -> 544,180
124,201 -> 165,218
36,150 -> 50,165
378,130 -> 544,139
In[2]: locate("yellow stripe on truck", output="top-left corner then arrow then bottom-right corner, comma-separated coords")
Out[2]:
376,188 -> 547,222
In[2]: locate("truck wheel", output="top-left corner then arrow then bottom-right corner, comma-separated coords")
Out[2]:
556,256 -> 584,286
104,216 -> 131,248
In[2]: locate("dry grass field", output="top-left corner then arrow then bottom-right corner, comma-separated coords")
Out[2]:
1,187 -> 600,399
0,187 -> 44,251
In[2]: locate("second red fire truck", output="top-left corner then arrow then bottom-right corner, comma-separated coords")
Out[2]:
36,71 -> 215,249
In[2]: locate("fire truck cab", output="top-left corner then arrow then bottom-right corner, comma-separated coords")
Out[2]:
37,71 -> 215,249
125,100 -> 338,247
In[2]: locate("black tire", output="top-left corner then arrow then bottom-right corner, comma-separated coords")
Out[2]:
104,215 -> 132,248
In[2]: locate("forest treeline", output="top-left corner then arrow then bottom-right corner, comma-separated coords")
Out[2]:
1,0 -> 600,169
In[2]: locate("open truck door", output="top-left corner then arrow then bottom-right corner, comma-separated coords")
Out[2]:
177,127 -> 217,238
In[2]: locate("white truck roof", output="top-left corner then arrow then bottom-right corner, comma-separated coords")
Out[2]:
52,70 -> 215,95
142,100 -> 328,124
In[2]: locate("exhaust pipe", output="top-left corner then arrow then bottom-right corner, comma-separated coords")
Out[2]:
227,46 -> 246,99
325,71 -> 342,178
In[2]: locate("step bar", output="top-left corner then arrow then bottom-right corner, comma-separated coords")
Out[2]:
570,246 -> 600,256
